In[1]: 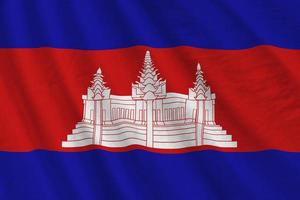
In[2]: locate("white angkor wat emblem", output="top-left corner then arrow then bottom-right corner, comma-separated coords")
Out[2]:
62,51 -> 237,149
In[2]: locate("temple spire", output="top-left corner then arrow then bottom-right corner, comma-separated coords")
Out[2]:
91,67 -> 107,99
144,51 -> 152,65
197,62 -> 201,71
194,63 -> 207,100
135,51 -> 166,100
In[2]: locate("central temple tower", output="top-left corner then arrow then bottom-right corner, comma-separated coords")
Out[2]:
132,51 -> 166,147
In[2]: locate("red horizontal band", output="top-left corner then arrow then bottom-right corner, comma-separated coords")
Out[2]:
0,45 -> 300,152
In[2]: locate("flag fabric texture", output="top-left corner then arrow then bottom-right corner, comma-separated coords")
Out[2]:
1,0 -> 300,199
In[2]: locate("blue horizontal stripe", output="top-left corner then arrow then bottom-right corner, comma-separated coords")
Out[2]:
1,0 -> 300,49
0,150 -> 299,200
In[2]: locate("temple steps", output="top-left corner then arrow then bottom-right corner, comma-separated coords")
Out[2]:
203,139 -> 237,148
204,129 -> 227,135
102,139 -> 146,147
62,138 -> 93,148
63,122 -> 237,148
154,133 -> 195,142
203,133 -> 232,141
76,122 -> 93,129
103,125 -> 146,132
154,140 -> 196,149
72,127 -> 93,134
102,132 -> 146,141
154,128 -> 196,136
68,132 -> 93,141
154,123 -> 195,130
204,125 -> 223,130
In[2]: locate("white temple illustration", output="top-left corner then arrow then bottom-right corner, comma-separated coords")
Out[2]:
62,51 -> 237,149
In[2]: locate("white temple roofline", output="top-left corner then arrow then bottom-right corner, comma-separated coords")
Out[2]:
166,93 -> 188,98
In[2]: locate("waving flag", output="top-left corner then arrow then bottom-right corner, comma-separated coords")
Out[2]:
1,0 -> 300,199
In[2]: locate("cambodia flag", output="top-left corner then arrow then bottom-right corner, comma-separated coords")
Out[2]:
1,0 -> 300,199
